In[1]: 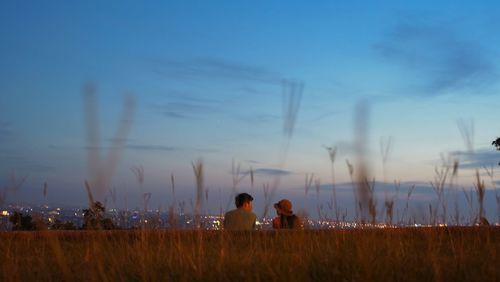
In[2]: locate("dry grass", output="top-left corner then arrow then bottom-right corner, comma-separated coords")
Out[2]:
0,228 -> 498,281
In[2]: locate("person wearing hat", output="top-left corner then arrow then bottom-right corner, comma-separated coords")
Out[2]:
223,192 -> 257,231
272,199 -> 302,229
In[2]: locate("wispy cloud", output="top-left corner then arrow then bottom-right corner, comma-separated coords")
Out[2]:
77,143 -> 218,154
16,163 -> 56,173
149,57 -> 297,124
315,180 -> 422,192
125,143 -> 219,154
375,21 -> 496,94
152,57 -> 282,85
107,137 -> 134,144
126,144 -> 178,151
163,111 -> 195,120
450,148 -> 499,169
233,113 -> 280,123
194,148 -> 220,154
253,168 -> 292,176
0,154 -> 56,174
150,92 -> 224,120
309,110 -> 339,122
311,180 -> 461,202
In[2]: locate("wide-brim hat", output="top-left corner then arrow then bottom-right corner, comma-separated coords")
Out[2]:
274,199 -> 293,216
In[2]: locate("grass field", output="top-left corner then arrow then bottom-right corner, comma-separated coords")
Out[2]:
1,227 -> 498,281
1,86 -> 498,281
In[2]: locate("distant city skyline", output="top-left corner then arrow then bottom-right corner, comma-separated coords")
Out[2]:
1,1 -> 499,221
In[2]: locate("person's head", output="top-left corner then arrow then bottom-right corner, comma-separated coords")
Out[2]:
274,199 -> 293,216
235,193 -> 253,211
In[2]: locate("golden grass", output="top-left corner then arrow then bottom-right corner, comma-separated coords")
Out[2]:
1,228 -> 498,281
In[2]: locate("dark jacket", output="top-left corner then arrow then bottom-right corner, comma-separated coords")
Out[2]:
272,214 -> 302,229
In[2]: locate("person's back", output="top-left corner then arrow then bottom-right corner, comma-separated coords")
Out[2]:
272,199 -> 303,230
223,208 -> 256,231
272,214 -> 302,229
223,192 -> 257,231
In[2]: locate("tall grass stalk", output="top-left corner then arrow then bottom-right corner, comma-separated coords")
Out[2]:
83,82 -> 135,202
430,161 -> 450,224
192,159 -> 204,228
225,160 -> 250,211
324,145 -> 339,221
462,188 -> 475,224
0,189 -> 6,209
400,184 -> 415,225
496,194 -> 500,224
131,165 -> 147,227
384,181 -> 399,226
305,173 -> 314,196
42,182 -> 48,207
346,159 -> 358,221
8,172 -> 28,207
473,169 -> 486,224
380,136 -> 393,184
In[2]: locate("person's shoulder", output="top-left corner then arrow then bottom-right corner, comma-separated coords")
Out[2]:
249,211 -> 257,219
241,209 -> 256,218
224,209 -> 237,217
225,209 -> 255,219
244,211 -> 256,222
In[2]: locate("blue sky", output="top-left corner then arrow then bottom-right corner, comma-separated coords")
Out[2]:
1,1 -> 499,222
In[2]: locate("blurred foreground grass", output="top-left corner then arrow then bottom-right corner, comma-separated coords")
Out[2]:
0,228 -> 498,281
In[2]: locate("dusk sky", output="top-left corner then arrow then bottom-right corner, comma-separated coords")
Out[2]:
1,1 -> 499,221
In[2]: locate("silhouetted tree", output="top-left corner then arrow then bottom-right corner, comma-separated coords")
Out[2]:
82,201 -> 116,230
51,219 -> 77,230
32,214 -> 48,230
9,212 -> 34,231
493,137 -> 500,165
479,216 -> 490,226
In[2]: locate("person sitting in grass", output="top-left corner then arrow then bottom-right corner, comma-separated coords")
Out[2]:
223,192 -> 257,231
272,199 -> 302,229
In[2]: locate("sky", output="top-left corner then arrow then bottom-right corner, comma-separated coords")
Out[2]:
1,1 -> 500,222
